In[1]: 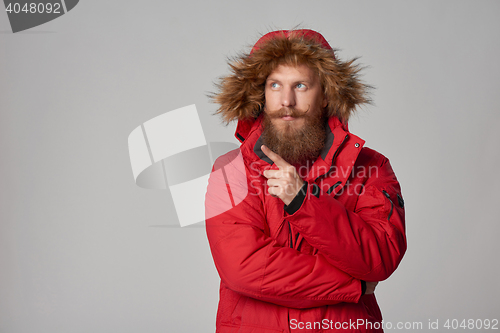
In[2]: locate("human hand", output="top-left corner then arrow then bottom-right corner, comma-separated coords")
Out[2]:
261,145 -> 305,206
365,281 -> 379,295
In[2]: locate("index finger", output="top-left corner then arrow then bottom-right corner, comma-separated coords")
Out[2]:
261,145 -> 290,168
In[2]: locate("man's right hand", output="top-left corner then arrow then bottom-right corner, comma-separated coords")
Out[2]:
365,281 -> 379,295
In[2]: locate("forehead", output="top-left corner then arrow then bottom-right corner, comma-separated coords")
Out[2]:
266,63 -> 318,82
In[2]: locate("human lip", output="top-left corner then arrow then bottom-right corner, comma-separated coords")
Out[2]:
280,115 -> 296,120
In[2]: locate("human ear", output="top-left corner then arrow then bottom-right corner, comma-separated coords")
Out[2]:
322,94 -> 328,108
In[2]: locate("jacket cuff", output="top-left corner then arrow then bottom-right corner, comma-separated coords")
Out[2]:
284,181 -> 308,215
361,280 -> 367,295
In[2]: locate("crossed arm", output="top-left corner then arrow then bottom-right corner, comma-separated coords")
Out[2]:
205,146 -> 405,308
261,145 -> 406,281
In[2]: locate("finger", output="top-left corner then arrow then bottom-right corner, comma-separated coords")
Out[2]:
267,186 -> 282,197
266,179 -> 284,187
261,145 -> 290,168
263,169 -> 282,179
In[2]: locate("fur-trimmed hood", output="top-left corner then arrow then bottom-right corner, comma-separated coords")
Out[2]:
211,29 -> 370,127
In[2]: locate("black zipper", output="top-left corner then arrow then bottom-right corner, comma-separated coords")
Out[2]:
382,190 -> 394,221
315,134 -> 349,182
327,181 -> 342,194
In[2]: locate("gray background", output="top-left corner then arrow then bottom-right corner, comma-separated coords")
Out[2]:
1,0 -> 499,332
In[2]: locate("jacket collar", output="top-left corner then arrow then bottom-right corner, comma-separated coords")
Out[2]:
236,116 -> 365,182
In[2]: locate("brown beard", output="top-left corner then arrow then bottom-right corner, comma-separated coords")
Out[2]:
262,107 -> 326,165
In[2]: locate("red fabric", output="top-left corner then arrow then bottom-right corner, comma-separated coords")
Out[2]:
205,116 -> 406,333
251,29 -> 334,54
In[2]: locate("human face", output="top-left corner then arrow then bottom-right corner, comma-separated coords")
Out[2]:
264,63 -> 327,133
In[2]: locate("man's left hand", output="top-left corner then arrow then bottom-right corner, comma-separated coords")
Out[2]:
261,145 -> 305,206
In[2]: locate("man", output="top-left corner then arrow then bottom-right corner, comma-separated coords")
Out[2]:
205,29 -> 406,333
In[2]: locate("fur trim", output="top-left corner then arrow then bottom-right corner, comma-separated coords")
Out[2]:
211,30 -> 371,124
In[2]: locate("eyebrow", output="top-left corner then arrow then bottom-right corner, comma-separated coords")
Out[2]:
266,77 -> 313,85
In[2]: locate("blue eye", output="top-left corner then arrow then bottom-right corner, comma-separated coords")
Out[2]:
296,83 -> 306,89
271,82 -> 279,88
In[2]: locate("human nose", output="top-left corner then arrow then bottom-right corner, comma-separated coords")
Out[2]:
281,87 -> 296,107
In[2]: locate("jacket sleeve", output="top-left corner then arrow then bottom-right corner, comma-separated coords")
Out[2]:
205,150 -> 362,309
285,155 -> 406,282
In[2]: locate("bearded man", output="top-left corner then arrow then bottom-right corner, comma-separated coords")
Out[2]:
205,29 -> 406,333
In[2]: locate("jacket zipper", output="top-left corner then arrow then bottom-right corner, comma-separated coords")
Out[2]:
290,135 -> 350,250
382,190 -> 394,221
327,180 -> 342,194
315,135 -> 349,182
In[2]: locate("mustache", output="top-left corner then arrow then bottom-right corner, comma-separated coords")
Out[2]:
265,106 -> 310,119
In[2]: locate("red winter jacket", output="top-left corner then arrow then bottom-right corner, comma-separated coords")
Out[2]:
205,115 -> 406,333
